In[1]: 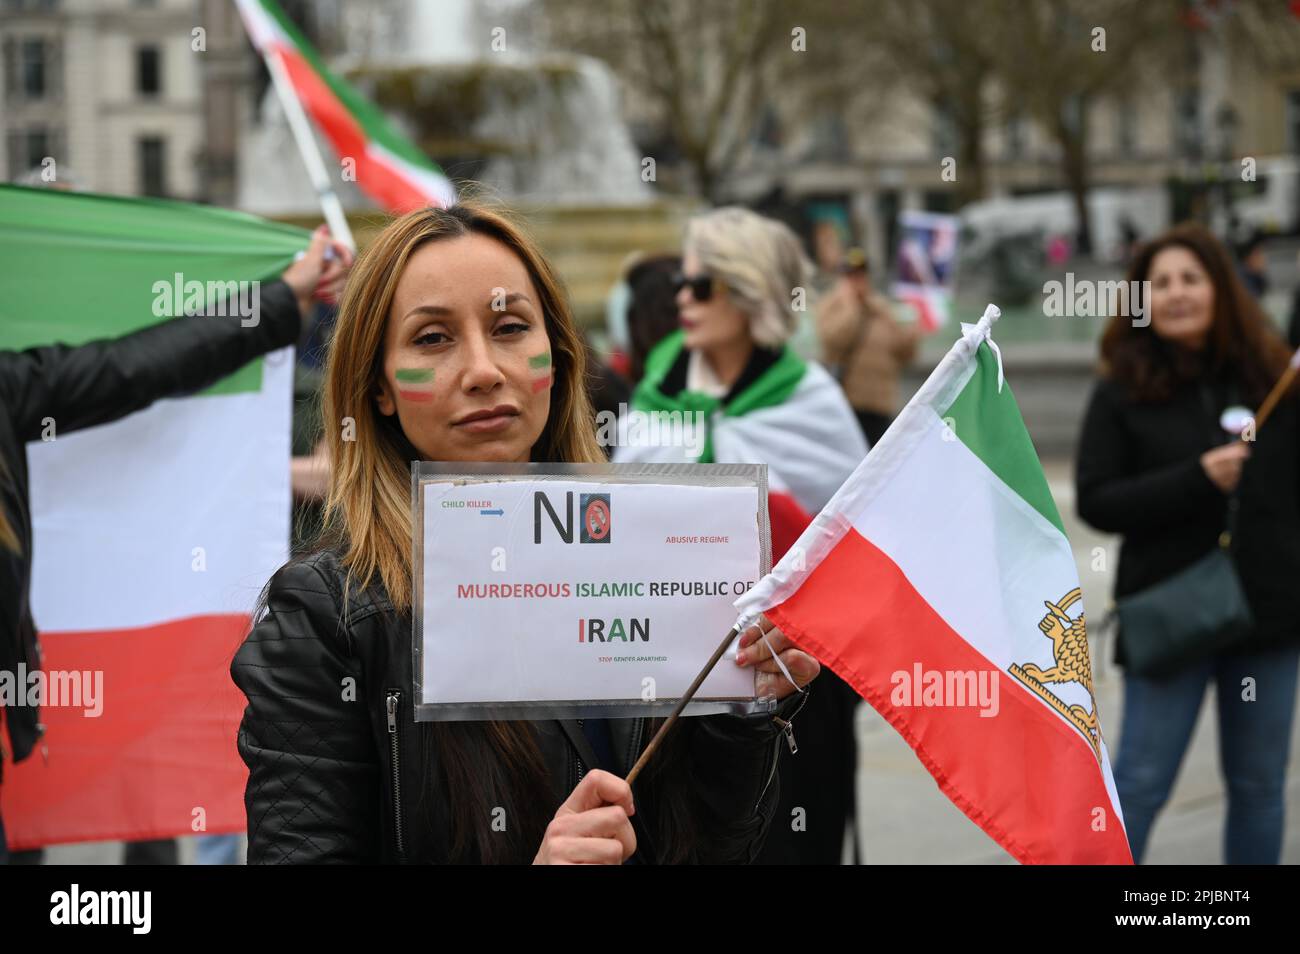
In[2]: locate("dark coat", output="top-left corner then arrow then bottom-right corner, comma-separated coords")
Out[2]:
0,280 -> 302,774
1075,372 -> 1300,664
231,548 -> 808,864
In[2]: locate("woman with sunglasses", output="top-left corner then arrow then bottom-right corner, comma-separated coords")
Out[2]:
231,203 -> 819,864
614,206 -> 866,865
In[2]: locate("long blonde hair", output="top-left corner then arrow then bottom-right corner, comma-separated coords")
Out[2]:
321,201 -> 603,611
310,203 -> 712,863
316,202 -> 614,862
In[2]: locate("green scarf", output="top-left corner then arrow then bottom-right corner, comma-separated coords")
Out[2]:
629,330 -> 807,462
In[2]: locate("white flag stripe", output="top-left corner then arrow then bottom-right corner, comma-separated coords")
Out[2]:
28,351 -> 292,631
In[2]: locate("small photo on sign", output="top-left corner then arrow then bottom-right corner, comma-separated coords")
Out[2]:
581,493 -> 611,544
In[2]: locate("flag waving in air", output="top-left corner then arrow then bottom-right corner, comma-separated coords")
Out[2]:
734,305 -> 1132,865
235,0 -> 456,213
0,185 -> 307,848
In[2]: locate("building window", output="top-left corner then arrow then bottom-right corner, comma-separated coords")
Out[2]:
1005,111 -> 1026,159
1174,86 -> 1201,159
19,38 -> 46,96
136,45 -> 161,97
932,98 -> 958,158
1116,98 -> 1137,157
1287,90 -> 1300,155
3,36 -> 60,101
138,136 -> 166,196
1,1 -> 62,11
6,125 -> 62,178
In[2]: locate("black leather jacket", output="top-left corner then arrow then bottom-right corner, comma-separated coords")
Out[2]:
231,547 -> 810,864
0,280 -> 302,774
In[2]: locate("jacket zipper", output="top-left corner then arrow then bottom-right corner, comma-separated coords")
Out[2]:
754,698 -> 806,812
386,690 -> 407,860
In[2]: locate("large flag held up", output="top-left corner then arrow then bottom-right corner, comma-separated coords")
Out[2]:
235,0 -> 457,214
734,305 -> 1133,865
0,185 -> 306,848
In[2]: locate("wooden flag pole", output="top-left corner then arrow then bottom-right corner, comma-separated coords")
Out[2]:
625,623 -> 742,786
1252,349 -> 1300,432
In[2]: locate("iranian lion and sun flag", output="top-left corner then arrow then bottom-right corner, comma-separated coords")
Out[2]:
2,0 -> 1126,863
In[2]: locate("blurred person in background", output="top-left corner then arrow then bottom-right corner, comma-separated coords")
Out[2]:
615,206 -> 866,864
1235,231 -> 1269,301
816,247 -> 921,447
620,254 -> 683,387
0,227 -> 350,864
1076,222 -> 1300,864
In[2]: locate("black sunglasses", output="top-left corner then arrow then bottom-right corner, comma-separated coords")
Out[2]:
672,271 -> 721,302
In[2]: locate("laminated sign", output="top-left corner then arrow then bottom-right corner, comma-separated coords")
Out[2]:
413,463 -> 771,721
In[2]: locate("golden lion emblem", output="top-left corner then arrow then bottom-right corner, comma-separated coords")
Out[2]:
1010,588 -> 1102,760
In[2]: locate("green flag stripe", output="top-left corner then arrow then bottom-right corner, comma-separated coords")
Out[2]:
0,184 -> 309,397
938,342 -> 1066,536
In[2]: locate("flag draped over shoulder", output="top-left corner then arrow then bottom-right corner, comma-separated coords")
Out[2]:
0,185 -> 306,848
616,330 -> 867,520
734,305 -> 1133,865
235,0 -> 456,213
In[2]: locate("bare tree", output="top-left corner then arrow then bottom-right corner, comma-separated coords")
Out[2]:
993,0 -> 1186,253
519,0 -> 792,201
835,0 -> 1004,207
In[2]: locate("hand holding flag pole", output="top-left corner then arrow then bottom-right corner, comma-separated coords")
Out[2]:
625,617 -> 813,785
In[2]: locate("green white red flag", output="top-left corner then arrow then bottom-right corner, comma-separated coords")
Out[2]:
734,305 -> 1133,865
234,0 -> 456,213
0,184 -> 306,848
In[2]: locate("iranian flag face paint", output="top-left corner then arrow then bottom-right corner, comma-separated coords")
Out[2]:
396,367 -> 435,402
529,352 -> 552,393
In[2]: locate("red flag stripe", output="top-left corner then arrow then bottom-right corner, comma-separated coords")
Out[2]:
2,615 -> 249,850
273,46 -> 434,213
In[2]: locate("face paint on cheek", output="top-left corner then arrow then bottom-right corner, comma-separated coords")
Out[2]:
395,367 -> 435,403
528,352 -> 552,393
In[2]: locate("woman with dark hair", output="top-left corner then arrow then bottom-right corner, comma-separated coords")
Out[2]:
622,254 -> 683,386
231,203 -> 818,864
1075,222 -> 1300,864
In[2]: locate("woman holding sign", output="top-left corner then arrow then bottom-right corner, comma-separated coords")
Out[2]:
232,202 -> 818,864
